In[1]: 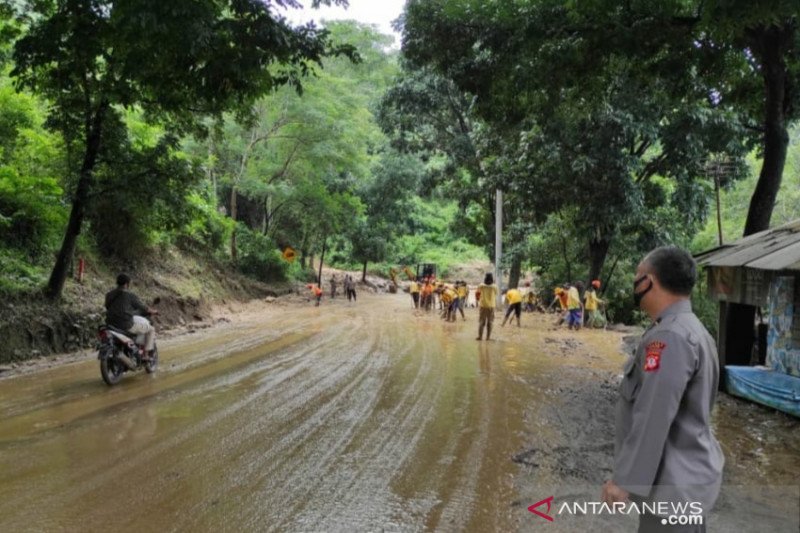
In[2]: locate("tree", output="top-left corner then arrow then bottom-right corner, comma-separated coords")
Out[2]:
377,67 -> 499,258
7,0 -> 355,299
0,76 -> 66,258
189,21 -> 395,269
350,150 -> 421,279
700,2 -> 799,235
400,0 -> 750,282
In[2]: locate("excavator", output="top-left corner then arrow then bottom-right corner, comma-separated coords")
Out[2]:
389,264 -> 437,293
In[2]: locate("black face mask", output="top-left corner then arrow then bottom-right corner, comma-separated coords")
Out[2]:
633,275 -> 653,307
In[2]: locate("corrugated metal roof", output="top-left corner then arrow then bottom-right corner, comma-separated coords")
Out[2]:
696,220 -> 800,271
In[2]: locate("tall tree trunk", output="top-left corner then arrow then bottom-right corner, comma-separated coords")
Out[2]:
362,261 -> 368,282
263,194 -> 271,235
45,103 -> 108,300
508,256 -> 522,289
600,255 -> 620,297
208,139 -> 218,203
588,235 -> 611,283
230,186 -> 238,261
299,232 -> 308,269
725,24 -> 794,368
743,24 -> 792,236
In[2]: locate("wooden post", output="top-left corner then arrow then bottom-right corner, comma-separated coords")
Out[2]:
717,301 -> 728,391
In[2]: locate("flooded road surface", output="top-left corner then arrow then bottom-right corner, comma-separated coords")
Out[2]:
1,294 -> 798,532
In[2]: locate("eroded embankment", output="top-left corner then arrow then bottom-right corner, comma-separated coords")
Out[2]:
0,252 -> 293,365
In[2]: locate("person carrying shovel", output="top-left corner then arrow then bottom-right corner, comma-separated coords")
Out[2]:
584,280 -> 606,328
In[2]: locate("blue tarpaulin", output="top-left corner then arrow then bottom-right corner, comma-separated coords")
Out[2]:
725,365 -> 800,418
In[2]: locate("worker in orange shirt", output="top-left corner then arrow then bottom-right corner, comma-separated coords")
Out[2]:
421,279 -> 434,311
548,286 -> 570,326
307,283 -> 324,307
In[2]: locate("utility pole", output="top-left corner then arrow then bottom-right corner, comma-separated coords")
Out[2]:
705,156 -> 732,247
495,189 -> 503,306
713,163 -> 724,246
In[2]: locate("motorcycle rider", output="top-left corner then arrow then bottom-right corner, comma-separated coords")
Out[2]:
105,273 -> 158,360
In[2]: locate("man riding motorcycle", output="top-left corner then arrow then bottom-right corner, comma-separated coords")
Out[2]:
105,273 -> 158,361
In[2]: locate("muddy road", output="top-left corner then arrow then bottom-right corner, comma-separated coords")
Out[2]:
1,294 -> 798,532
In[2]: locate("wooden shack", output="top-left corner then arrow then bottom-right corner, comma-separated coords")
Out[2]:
696,220 -> 800,417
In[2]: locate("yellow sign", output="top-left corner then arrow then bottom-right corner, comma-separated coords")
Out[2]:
282,247 -> 297,263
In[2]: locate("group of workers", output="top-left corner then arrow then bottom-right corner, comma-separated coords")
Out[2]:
307,274 -> 358,306
406,273 -> 610,339
311,269 -> 607,335
407,274 -> 549,340
548,279 -> 607,330
408,278 -> 470,319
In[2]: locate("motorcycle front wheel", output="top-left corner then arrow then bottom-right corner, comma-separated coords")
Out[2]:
145,344 -> 158,374
100,355 -> 124,386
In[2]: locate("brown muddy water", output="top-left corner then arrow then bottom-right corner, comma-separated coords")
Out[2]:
0,295 -> 798,532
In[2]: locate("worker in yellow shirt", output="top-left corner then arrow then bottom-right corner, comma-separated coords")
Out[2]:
584,279 -> 606,328
524,290 -> 537,312
476,273 -> 499,341
443,285 -> 458,322
566,281 -> 584,330
409,278 -> 420,309
501,286 -> 524,327
455,281 -> 468,320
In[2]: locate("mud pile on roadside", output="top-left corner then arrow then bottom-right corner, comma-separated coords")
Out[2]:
514,364 -> 620,485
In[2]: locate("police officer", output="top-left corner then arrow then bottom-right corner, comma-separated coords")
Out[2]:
602,246 -> 724,532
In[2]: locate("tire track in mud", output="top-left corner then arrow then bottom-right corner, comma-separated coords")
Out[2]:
0,319 -> 319,439
0,296 -> 545,533
0,314 -> 358,532
0,332 -> 325,529
281,328 -> 441,531
157,314 -> 392,531
221,324 -> 399,527
179,331 -> 389,530
411,338 -> 494,533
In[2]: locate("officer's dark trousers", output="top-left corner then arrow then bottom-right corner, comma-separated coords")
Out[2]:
638,512 -> 706,533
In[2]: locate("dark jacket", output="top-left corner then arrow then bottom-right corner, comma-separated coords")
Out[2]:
105,287 -> 147,331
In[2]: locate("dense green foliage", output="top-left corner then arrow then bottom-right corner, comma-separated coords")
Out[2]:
0,0 -> 797,334
6,0 -> 359,298
0,11 -> 484,296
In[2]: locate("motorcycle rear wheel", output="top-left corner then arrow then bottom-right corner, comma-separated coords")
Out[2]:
100,356 -> 124,386
145,344 -> 158,374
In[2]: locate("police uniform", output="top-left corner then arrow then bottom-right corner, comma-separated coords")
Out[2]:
614,300 -> 724,532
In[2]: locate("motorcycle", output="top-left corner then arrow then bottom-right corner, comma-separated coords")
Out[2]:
96,319 -> 159,386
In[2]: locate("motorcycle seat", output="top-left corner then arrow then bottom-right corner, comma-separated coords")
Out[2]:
103,324 -> 135,337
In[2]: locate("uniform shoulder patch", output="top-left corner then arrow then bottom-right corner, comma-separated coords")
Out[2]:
644,341 -> 666,372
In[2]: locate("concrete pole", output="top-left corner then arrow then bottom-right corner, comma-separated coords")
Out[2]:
714,168 -> 724,246
495,189 -> 503,306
